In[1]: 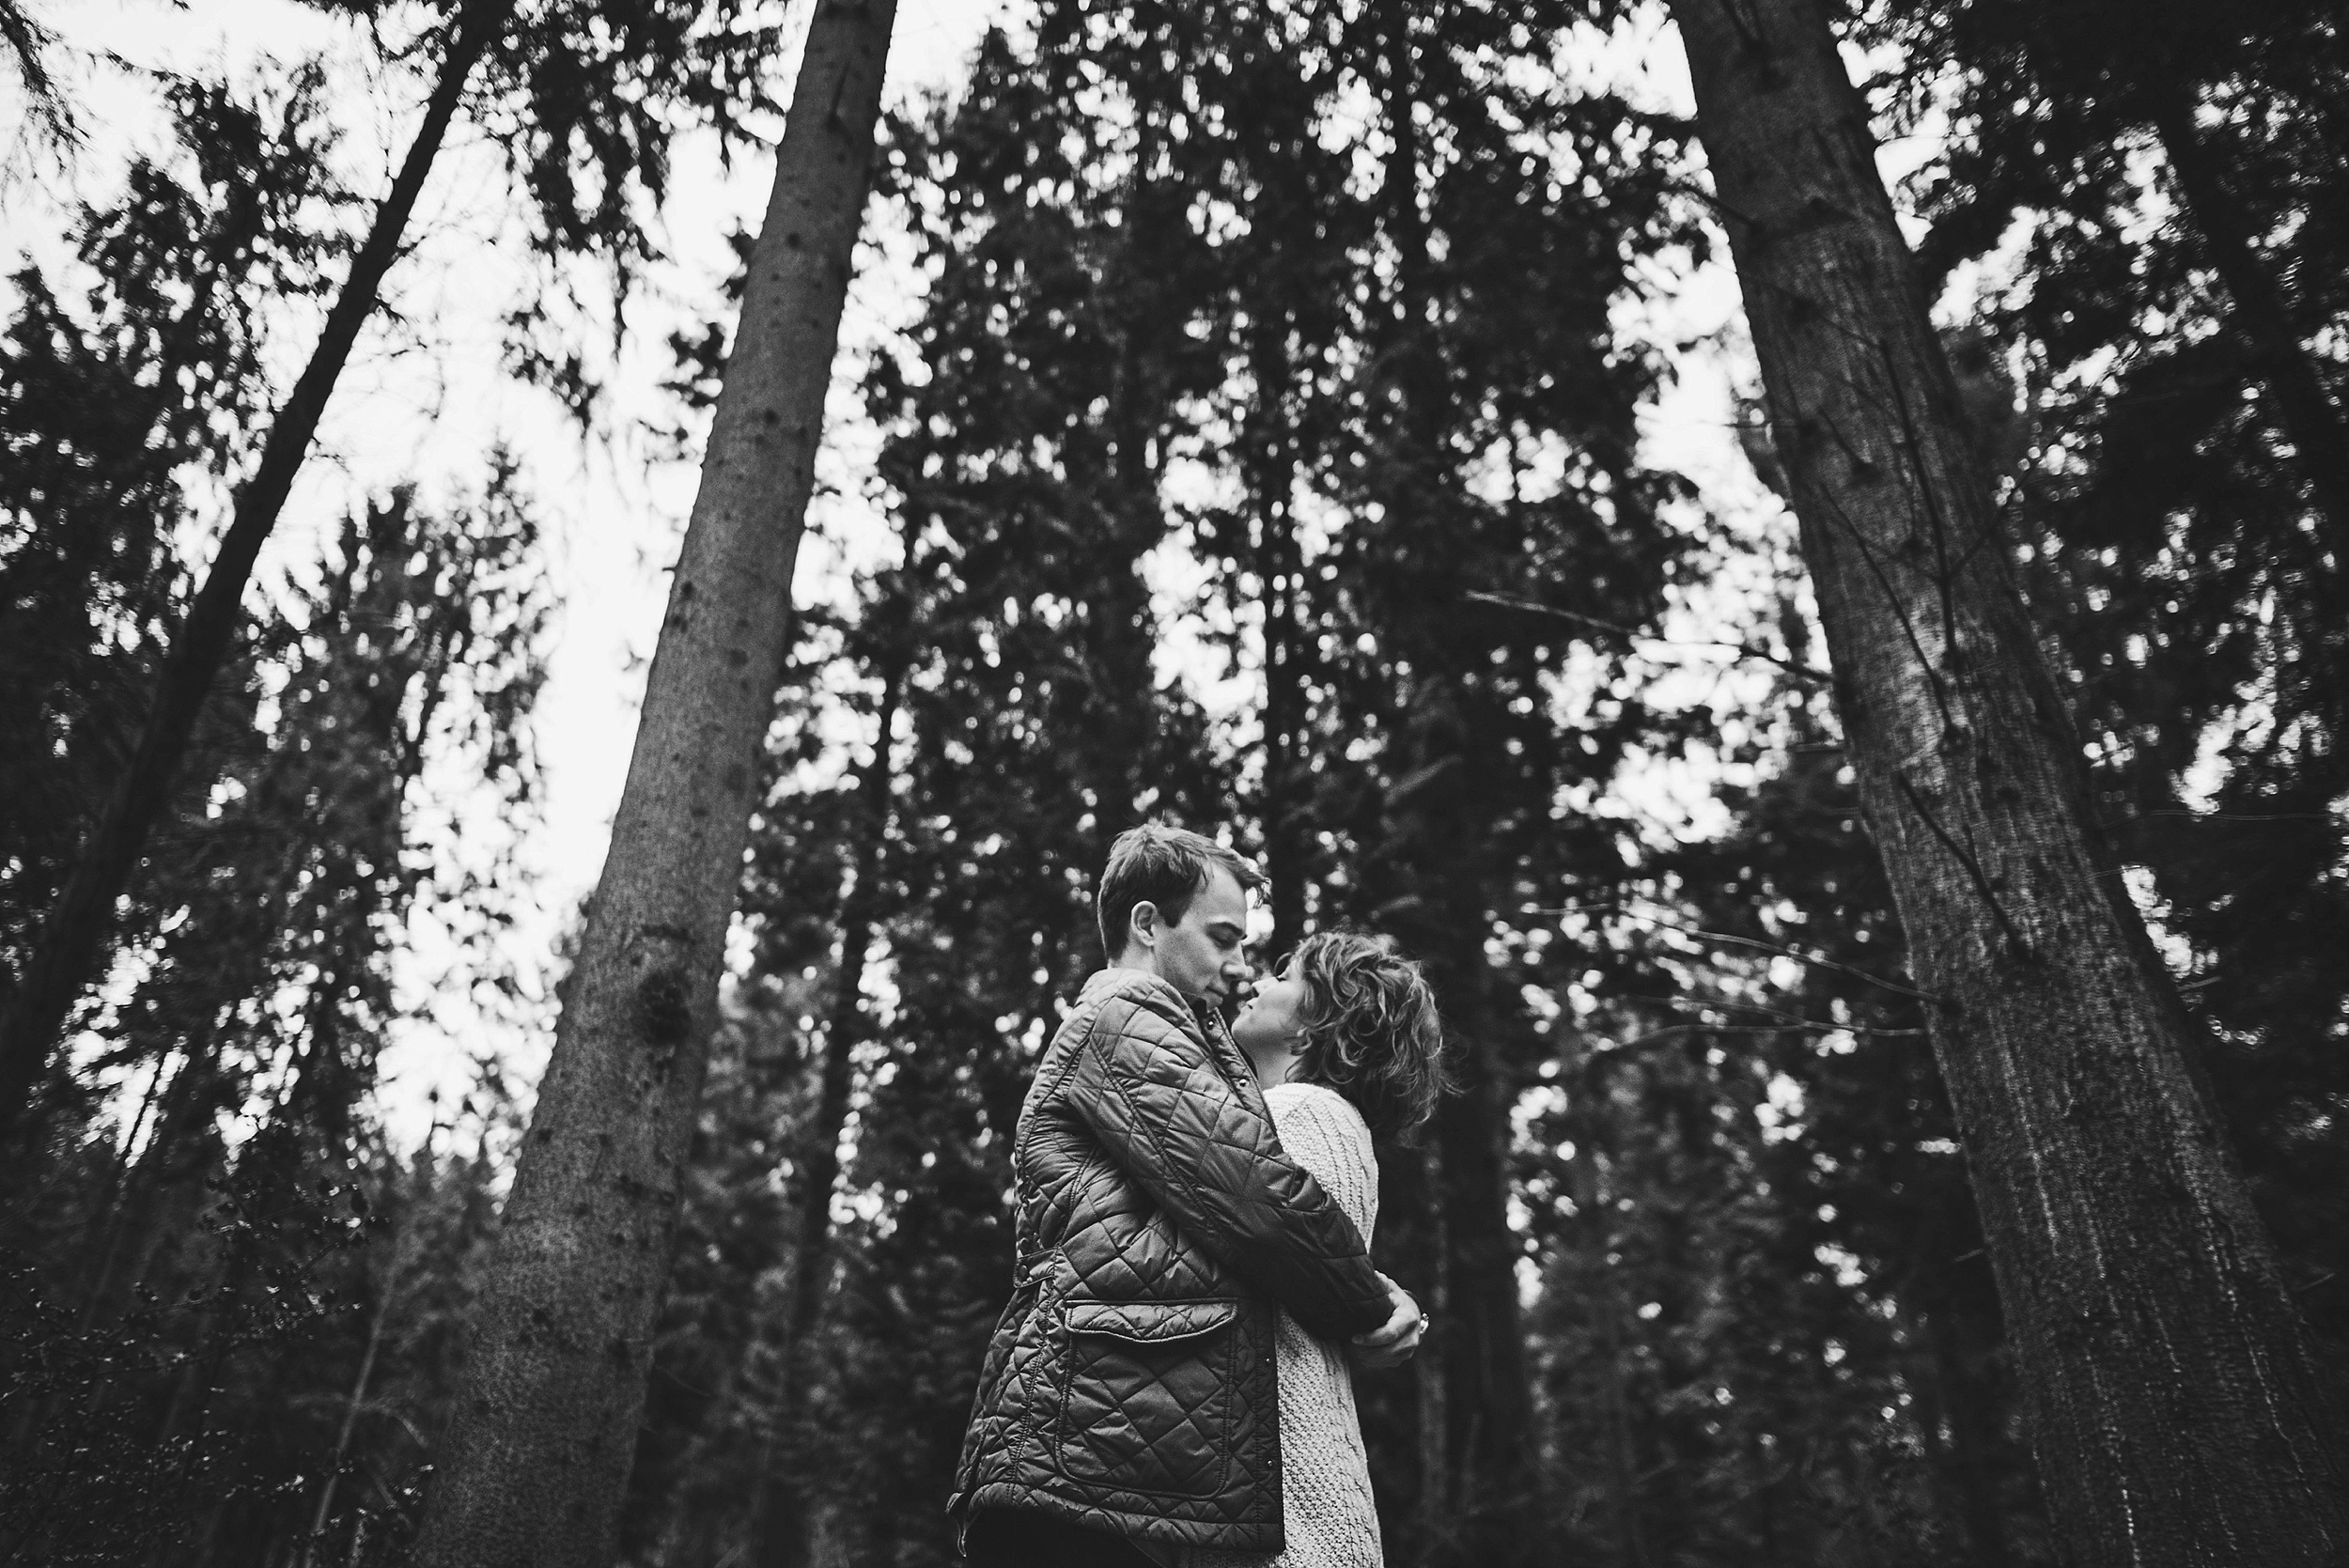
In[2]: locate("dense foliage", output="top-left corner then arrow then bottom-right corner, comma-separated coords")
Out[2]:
3,0 -> 2342,1564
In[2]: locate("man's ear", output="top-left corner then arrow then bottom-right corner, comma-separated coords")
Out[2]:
1127,899 -> 1162,952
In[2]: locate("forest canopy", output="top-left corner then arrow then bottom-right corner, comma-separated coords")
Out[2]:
2,1 -> 2343,1565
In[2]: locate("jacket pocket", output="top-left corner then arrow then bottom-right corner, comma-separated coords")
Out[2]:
1052,1297 -> 1244,1499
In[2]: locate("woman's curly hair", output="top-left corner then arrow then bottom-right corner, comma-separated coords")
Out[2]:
1287,931 -> 1453,1141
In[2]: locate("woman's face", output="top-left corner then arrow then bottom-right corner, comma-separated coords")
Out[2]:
1233,959 -> 1309,1052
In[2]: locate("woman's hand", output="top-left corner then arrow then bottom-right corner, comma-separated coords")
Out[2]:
1350,1273 -> 1424,1369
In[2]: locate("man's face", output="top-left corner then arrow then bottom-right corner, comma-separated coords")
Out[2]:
1154,867 -> 1252,1007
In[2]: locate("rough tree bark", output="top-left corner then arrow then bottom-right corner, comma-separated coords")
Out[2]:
1667,0 -> 2349,1560
0,0 -> 516,1141
409,5 -> 898,1564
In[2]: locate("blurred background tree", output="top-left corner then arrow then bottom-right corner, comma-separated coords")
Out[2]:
5,0 -> 2345,1562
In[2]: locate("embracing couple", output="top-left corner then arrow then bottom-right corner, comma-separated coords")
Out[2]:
949,825 -> 1448,1567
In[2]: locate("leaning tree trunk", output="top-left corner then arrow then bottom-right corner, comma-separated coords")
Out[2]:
1666,1 -> 2349,1561
410,5 -> 898,1565
0,0 -> 516,1142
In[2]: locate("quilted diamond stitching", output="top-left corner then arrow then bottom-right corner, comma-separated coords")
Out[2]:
953,970 -> 1389,1546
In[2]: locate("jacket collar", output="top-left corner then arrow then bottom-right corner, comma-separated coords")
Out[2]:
1080,966 -> 1213,1026
1079,968 -> 1264,1108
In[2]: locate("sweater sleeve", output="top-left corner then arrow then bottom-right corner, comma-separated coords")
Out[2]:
1265,1084 -> 1379,1247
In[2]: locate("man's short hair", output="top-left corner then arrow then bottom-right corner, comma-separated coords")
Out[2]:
1097,825 -> 1265,960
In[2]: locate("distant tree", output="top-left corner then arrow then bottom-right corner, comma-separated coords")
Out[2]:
0,0 -> 794,1136
1,65 -> 345,1037
1656,656 -> 2057,1567
1137,1 -> 1701,1556
1873,0 -> 2349,557
1,468 -> 551,1565
0,1 -> 515,1129
739,596 -> 907,1568
618,975 -> 819,1567
0,0 -> 75,156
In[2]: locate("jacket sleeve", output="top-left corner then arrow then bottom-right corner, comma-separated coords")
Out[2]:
1065,988 -> 1393,1342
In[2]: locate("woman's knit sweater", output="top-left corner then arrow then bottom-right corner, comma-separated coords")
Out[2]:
1187,1082 -> 1385,1568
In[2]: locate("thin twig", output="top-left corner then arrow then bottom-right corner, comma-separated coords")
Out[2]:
1893,770 -> 2035,960
1532,900 -> 1940,1002
1809,481 -> 1959,734
1871,338 -> 1969,669
1608,1019 -> 1928,1052
1466,591 -> 1828,686
1668,920 -> 1937,1001
1612,987 -> 1929,1035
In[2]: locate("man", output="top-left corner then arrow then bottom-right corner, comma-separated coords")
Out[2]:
950,825 -> 1423,1566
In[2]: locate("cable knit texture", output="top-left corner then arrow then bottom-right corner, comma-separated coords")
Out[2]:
1188,1082 -> 1384,1568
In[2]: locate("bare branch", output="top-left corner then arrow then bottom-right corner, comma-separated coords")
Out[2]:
1466,590 -> 1829,686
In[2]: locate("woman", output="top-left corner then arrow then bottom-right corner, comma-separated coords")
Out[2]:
1190,930 -> 1450,1568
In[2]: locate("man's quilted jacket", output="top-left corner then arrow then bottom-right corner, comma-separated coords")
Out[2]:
948,968 -> 1393,1553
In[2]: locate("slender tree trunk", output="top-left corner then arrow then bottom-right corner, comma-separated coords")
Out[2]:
410,6 -> 898,1564
301,1147 -> 434,1568
0,0 -> 515,1141
751,662 -> 901,1568
1923,1297 -> 2017,1568
1248,322 -> 1311,959
1368,1141 -> 1451,1559
1373,9 -> 1541,1559
1668,1 -> 2349,1560
301,1288 -> 385,1568
1426,991 -> 1540,1562
70,1052 -> 171,1323
1093,194 -> 1176,858
2147,89 -> 2349,566
1560,1039 -> 1653,1568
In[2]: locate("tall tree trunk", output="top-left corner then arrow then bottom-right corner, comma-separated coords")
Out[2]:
0,0 -> 515,1141
409,6 -> 898,1564
1668,1 -> 2349,1560
2147,89 -> 2349,567
751,661 -> 901,1568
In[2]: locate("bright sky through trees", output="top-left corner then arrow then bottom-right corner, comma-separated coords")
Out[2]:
4,0 -> 1859,1142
